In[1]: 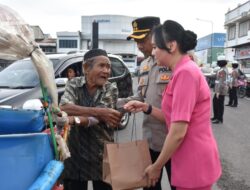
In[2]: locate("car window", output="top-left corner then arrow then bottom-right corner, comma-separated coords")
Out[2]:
55,56 -> 84,78
50,58 -> 62,69
109,57 -> 126,77
0,59 -> 61,89
0,60 -> 39,88
60,62 -> 82,78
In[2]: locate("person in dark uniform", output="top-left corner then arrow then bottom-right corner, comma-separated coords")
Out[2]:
118,16 -> 175,190
211,55 -> 228,124
226,60 -> 239,107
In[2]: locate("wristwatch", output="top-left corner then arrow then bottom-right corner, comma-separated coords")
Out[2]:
74,116 -> 81,125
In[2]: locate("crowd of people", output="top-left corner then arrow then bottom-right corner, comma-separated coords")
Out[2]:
57,16 -> 223,190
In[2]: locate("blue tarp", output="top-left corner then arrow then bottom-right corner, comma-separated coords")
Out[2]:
0,108 -> 45,134
0,133 -> 54,190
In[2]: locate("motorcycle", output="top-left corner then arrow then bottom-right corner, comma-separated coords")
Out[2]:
237,77 -> 247,98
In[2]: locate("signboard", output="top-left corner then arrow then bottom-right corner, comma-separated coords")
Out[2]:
196,33 -> 225,51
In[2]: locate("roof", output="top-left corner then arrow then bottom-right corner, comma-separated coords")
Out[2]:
30,25 -> 45,40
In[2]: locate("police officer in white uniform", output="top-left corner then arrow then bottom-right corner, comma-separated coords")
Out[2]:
211,55 -> 228,124
118,17 -> 174,190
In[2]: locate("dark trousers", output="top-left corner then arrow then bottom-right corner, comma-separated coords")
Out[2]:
143,149 -> 176,190
63,179 -> 112,190
228,87 -> 238,106
213,94 -> 225,122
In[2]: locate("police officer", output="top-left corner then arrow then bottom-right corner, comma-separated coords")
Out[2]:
211,55 -> 229,124
226,60 -> 239,107
118,16 -> 174,190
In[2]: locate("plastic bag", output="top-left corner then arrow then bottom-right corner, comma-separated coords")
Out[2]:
0,4 -> 58,109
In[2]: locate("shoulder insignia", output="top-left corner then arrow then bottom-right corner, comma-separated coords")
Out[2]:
143,65 -> 150,71
160,74 -> 170,81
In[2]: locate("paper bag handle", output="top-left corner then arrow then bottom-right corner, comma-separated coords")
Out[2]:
114,113 -> 138,145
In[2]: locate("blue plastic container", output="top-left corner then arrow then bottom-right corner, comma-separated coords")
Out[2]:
0,108 -> 45,134
0,133 -> 54,190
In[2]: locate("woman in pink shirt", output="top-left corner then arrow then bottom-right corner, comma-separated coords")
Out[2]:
124,20 -> 221,190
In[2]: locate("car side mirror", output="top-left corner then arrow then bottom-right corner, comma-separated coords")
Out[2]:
55,78 -> 68,87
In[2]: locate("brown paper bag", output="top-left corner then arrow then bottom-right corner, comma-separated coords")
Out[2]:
103,140 -> 152,190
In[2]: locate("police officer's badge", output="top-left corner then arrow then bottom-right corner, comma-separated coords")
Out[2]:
133,21 -> 138,31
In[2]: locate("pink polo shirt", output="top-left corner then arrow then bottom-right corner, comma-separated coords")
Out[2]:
162,55 -> 221,188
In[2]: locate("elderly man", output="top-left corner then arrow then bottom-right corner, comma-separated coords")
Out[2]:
60,49 -> 121,190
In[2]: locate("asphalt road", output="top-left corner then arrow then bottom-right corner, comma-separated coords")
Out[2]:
212,95 -> 250,190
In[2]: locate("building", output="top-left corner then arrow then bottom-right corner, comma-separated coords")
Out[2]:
57,15 -> 138,55
30,25 -> 57,54
80,15 -> 137,55
56,31 -> 82,53
224,1 -> 250,67
57,15 -> 139,73
195,33 -> 226,65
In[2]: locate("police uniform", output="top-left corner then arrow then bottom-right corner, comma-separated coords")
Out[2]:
212,57 -> 228,124
121,16 -> 176,190
227,67 -> 239,107
137,56 -> 171,151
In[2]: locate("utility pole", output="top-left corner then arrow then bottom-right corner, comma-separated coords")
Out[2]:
92,21 -> 99,49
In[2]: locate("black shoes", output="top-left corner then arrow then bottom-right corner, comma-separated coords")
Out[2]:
225,104 -> 237,107
212,119 -> 223,124
211,117 -> 217,121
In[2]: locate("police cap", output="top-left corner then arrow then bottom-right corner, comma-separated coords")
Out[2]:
127,16 -> 160,40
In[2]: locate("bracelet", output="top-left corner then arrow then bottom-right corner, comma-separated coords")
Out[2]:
143,104 -> 152,115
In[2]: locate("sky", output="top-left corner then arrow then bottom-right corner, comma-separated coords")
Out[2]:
0,0 -> 247,38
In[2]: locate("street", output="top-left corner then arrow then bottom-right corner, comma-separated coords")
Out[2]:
213,95 -> 250,189
88,77 -> 250,190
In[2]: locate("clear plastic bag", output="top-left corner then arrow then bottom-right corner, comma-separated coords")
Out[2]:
0,4 -> 58,108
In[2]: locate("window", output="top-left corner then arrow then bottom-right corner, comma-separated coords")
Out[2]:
59,40 -> 77,48
239,20 -> 250,37
109,57 -> 125,77
228,25 -> 236,40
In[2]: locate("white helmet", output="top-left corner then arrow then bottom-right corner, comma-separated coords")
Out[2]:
232,60 -> 238,64
217,55 -> 226,61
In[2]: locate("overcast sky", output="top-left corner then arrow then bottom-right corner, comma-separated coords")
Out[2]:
0,0 -> 247,38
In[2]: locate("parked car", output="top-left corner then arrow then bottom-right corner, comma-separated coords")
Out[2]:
200,65 -> 219,88
0,52 -> 133,129
242,68 -> 250,97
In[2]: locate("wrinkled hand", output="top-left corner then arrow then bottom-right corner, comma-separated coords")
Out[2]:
55,111 -> 69,132
123,100 -> 147,113
144,164 -> 161,188
97,108 -> 122,128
